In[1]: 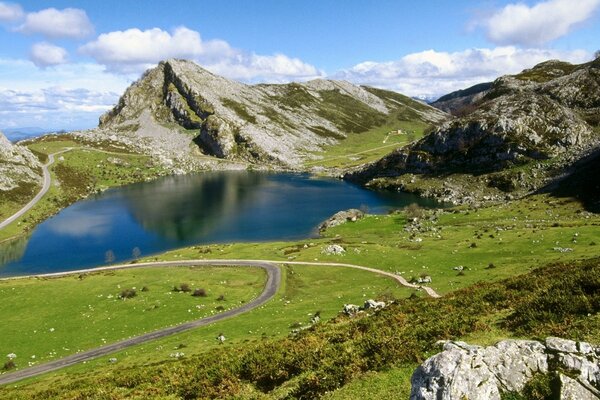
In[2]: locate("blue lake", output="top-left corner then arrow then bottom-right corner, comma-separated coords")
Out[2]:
0,171 -> 440,277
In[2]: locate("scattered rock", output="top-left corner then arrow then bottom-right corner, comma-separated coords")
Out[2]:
321,244 -> 346,255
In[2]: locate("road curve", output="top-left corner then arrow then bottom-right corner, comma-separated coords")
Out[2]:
0,149 -> 71,230
0,260 -> 281,386
0,258 -> 439,385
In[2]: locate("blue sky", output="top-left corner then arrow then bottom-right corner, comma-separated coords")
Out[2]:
0,0 -> 598,131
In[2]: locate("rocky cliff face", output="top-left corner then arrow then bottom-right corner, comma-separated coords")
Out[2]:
0,131 -> 42,192
96,59 -> 446,168
348,57 -> 600,203
411,337 -> 600,400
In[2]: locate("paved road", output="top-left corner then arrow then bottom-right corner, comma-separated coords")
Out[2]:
0,258 -> 439,385
0,149 -> 71,230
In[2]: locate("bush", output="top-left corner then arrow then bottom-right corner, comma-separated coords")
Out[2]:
173,283 -> 192,293
217,294 -> 225,301
192,288 -> 207,297
119,288 -> 136,299
3,360 -> 16,370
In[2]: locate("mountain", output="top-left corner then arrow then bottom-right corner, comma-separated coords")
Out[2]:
347,57 -> 600,204
430,82 -> 492,115
0,130 -> 42,193
1,127 -> 50,142
92,59 -> 446,169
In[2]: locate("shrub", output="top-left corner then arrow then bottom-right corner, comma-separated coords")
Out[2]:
215,305 -> 225,311
119,288 -> 136,299
217,294 -> 226,301
405,203 -> 424,220
192,288 -> 207,297
173,283 -> 192,293
3,360 -> 16,370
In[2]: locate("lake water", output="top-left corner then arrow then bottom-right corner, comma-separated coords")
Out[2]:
0,171 -> 440,277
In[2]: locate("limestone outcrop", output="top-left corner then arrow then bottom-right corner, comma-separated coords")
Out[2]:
0,131 -> 42,192
410,337 -> 600,400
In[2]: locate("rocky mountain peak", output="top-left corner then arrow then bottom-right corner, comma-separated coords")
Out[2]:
97,59 -> 447,168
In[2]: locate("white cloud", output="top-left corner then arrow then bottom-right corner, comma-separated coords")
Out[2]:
17,7 -> 93,39
30,42 -> 68,68
483,0 -> 600,46
0,1 -> 23,22
334,47 -> 591,100
80,26 -> 322,81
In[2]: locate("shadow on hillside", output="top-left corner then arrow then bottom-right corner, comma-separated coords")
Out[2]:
542,147 -> 600,213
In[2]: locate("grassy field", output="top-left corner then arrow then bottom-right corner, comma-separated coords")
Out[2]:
0,266 -> 265,368
0,136 -> 165,242
0,264 -> 412,387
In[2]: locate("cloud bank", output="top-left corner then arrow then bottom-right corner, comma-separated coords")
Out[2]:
483,0 -> 600,46
79,26 -> 323,81
334,47 -> 590,99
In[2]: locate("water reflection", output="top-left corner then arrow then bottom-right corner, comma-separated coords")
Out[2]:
0,171 -> 440,277
121,172 -> 267,241
0,234 -> 30,265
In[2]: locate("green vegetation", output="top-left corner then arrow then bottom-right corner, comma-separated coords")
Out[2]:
222,98 -> 257,124
0,266 -> 265,367
4,255 -> 598,399
306,120 -> 427,168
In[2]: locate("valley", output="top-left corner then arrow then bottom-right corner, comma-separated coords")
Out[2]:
1,55 -> 599,399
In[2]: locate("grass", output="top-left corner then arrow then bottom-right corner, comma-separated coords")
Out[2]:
0,263 -> 412,389
0,266 -> 265,368
306,119 -> 427,169
4,255 -> 598,399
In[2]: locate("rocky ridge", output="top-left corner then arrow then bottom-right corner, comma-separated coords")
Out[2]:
0,131 -> 42,192
410,337 -> 600,400
93,59 -> 446,170
347,57 -> 600,204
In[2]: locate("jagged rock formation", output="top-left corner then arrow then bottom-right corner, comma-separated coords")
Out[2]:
0,131 -> 42,192
348,57 -> 600,204
411,337 -> 600,400
431,81 -> 492,115
95,59 -> 446,168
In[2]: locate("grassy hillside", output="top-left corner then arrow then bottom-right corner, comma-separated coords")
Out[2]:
3,255 -> 597,399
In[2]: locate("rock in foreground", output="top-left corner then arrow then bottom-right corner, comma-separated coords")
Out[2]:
410,337 -> 600,399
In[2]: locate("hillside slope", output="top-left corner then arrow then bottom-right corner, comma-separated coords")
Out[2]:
348,57 -> 600,204
90,59 -> 447,169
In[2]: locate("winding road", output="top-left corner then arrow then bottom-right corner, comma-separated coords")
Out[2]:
0,149 -> 71,230
0,258 -> 439,385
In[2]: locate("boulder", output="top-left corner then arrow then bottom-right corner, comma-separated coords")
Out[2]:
410,338 -> 600,400
318,209 -> 364,232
